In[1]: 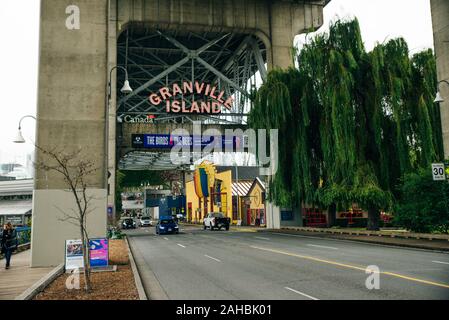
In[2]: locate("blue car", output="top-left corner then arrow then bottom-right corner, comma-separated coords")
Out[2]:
156,216 -> 179,235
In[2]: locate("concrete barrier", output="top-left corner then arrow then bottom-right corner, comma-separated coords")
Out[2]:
124,237 -> 148,300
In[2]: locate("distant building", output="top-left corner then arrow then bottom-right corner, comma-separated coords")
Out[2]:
185,166 -> 266,226
0,163 -> 30,180
0,179 -> 33,226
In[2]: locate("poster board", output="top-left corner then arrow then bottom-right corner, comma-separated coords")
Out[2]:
65,239 -> 84,270
89,238 -> 109,268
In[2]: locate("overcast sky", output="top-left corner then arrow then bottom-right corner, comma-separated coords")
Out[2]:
0,0 -> 435,165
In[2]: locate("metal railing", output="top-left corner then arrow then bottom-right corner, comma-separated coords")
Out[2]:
15,226 -> 31,246
0,226 -> 31,259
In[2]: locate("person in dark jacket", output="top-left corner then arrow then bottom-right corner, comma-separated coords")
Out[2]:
1,222 -> 18,269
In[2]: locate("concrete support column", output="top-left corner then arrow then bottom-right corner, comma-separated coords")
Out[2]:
431,0 -> 449,158
267,2 -> 325,69
264,1 -> 324,229
31,0 -> 109,267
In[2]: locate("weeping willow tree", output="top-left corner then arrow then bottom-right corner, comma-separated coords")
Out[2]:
249,18 -> 443,230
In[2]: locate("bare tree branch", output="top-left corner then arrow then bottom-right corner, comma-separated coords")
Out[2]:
34,144 -> 101,292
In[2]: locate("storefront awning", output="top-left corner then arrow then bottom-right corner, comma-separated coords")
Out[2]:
232,180 -> 253,197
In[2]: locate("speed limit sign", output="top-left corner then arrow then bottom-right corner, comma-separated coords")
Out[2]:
432,163 -> 446,181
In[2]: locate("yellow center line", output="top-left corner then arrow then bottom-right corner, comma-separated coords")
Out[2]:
231,228 -> 258,233
250,245 -> 449,289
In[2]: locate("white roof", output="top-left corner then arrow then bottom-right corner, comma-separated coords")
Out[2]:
0,179 -> 33,196
232,180 -> 253,197
254,177 -> 266,189
0,200 -> 32,216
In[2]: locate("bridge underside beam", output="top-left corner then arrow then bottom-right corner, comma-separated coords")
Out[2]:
116,27 -> 267,125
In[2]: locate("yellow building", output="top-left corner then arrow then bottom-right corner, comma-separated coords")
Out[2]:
186,168 -> 233,223
243,178 -> 266,226
185,166 -> 266,226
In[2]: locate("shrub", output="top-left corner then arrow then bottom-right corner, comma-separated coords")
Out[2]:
394,168 -> 449,233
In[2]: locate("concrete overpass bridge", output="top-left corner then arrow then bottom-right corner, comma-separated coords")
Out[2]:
32,0 -> 329,266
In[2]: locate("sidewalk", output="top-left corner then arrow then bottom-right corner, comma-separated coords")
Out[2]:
0,250 -> 53,300
263,228 -> 449,252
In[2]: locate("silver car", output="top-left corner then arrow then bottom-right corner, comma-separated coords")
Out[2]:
139,217 -> 153,227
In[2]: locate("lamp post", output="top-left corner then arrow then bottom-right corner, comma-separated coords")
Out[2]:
106,66 -> 132,224
434,80 -> 449,103
108,66 -> 133,99
434,80 -> 449,160
13,115 -> 36,144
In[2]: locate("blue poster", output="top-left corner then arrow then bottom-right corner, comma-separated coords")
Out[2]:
89,238 -> 109,268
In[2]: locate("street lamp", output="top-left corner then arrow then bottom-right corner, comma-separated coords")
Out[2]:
13,115 -> 36,144
434,80 -> 449,103
108,66 -> 133,99
106,66 -> 133,223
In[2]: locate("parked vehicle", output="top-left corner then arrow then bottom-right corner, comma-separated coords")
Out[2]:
139,216 -> 153,227
156,216 -> 179,235
176,213 -> 185,222
203,212 -> 230,231
121,218 -> 136,229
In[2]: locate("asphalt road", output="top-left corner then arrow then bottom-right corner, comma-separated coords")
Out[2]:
126,225 -> 449,300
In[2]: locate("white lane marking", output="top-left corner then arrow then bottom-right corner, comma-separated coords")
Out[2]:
163,237 -> 169,240
254,236 -> 270,240
432,260 -> 449,265
177,243 -> 186,248
307,244 -> 339,250
285,287 -> 319,300
204,255 -> 221,262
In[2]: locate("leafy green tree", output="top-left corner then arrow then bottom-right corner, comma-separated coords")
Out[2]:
395,168 -> 449,233
249,18 -> 443,230
118,170 -> 165,188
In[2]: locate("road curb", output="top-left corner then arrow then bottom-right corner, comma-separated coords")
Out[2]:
124,236 -> 148,300
126,236 -> 169,300
278,227 -> 449,241
14,263 -> 65,300
261,229 -> 449,253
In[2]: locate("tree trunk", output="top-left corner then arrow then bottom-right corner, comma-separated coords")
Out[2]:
293,204 -> 303,227
80,226 -> 92,292
367,205 -> 380,231
327,203 -> 337,227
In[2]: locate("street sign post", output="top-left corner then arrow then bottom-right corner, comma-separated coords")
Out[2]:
432,163 -> 446,181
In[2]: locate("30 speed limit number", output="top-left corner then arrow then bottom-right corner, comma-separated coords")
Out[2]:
432,163 -> 446,181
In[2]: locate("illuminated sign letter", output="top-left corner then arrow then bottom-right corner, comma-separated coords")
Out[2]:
149,93 -> 161,105
159,87 -> 172,100
183,81 -> 193,94
172,83 -> 183,96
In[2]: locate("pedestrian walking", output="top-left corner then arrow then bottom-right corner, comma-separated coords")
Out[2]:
1,222 -> 18,269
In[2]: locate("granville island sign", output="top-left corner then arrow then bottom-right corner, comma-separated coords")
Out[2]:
148,81 -> 234,114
